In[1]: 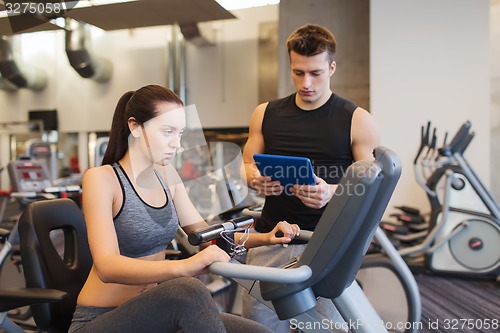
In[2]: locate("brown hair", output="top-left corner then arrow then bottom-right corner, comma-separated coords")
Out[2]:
286,24 -> 336,64
101,85 -> 183,165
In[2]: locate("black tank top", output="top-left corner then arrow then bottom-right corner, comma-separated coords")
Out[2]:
257,93 -> 356,232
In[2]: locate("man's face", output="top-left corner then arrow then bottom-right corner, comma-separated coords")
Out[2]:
290,50 -> 335,108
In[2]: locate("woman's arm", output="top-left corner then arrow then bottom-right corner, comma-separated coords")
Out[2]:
82,167 -> 229,285
161,164 -> 300,249
159,163 -> 206,228
233,221 -> 300,248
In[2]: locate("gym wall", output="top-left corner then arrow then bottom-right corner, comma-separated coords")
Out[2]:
371,0 -> 491,213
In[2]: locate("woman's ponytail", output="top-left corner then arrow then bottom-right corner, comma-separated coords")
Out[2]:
101,91 -> 134,165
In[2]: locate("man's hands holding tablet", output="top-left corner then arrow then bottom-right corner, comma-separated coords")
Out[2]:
289,177 -> 337,209
251,154 -> 337,209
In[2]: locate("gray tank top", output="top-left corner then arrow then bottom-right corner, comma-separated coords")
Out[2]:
112,163 -> 178,258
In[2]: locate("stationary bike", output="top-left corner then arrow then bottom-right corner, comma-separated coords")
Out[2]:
383,121 -> 500,280
237,207 -> 421,333
0,159 -> 81,328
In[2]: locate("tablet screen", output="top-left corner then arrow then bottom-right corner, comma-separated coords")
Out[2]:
253,154 -> 316,189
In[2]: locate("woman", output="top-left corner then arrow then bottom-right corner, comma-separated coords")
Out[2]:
69,85 -> 300,333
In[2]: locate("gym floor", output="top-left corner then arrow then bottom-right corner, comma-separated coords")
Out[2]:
415,273 -> 499,333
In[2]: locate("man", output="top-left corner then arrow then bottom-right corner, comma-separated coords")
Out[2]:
241,24 -> 380,332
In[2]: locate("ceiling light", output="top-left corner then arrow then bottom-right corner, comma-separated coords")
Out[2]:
215,0 -> 279,11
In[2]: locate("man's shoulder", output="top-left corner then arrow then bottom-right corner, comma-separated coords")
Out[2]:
267,93 -> 295,109
330,93 -> 357,113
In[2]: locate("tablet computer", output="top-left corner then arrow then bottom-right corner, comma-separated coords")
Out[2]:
253,153 -> 316,188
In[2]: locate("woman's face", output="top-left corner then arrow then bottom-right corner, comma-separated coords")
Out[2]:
141,102 -> 185,166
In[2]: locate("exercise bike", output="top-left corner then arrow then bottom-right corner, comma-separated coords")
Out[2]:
187,147 -> 404,333
237,207 -> 421,333
204,148 -> 421,333
0,159 -> 81,329
382,121 -> 500,281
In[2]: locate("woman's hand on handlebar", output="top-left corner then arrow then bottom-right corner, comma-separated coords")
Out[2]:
189,244 -> 230,274
268,221 -> 300,245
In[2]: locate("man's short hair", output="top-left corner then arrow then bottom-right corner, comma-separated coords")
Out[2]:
286,24 -> 336,64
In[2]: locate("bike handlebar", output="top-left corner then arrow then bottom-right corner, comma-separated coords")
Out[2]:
456,132 -> 475,155
188,216 -> 255,246
438,121 -> 471,157
414,122 -> 431,164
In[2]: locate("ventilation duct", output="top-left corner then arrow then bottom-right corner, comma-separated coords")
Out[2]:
0,75 -> 17,91
179,22 -> 215,47
0,36 -> 47,91
65,20 -> 112,83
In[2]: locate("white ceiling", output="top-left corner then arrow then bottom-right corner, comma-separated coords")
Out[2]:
0,0 -> 236,35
